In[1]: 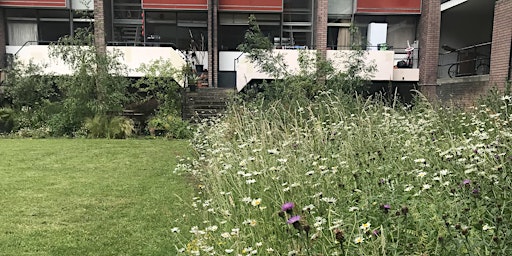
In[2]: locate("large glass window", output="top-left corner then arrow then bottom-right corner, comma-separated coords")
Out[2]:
353,15 -> 418,50
144,12 -> 177,46
219,13 -> 280,51
282,0 -> 313,48
177,12 -> 207,50
328,0 -> 353,16
7,22 -> 38,46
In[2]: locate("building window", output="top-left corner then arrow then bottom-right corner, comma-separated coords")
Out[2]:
8,22 -> 38,46
176,12 -> 207,50
219,13 -> 280,51
353,15 -> 418,50
282,0 -> 313,48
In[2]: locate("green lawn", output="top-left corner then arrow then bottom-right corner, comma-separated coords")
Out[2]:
0,139 -> 194,255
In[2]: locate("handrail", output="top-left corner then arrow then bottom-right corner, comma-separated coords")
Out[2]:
440,42 -> 492,55
13,41 -> 54,56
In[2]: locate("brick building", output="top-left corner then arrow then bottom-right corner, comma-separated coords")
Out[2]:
0,0 -> 510,105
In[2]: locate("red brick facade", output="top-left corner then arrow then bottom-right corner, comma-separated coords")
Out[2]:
489,0 -> 512,89
418,0 -> 440,101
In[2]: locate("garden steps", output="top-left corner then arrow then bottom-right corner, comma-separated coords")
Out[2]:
182,87 -> 234,121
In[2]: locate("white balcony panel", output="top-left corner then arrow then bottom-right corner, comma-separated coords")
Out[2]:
392,69 -> 419,81
219,51 -> 244,71
236,50 -> 397,92
7,45 -> 187,86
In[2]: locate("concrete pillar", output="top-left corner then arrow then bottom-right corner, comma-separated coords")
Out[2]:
489,0 -> 512,89
418,0 -> 441,101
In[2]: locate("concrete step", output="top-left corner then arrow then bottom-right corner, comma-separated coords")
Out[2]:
182,88 -> 234,121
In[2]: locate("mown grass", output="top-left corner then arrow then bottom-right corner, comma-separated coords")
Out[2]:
0,139 -> 194,255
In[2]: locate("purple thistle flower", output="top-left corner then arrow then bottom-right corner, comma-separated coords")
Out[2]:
287,215 -> 301,224
381,204 -> 391,213
281,202 -> 294,213
463,179 -> 471,185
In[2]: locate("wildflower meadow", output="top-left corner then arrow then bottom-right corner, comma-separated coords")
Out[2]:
172,90 -> 512,255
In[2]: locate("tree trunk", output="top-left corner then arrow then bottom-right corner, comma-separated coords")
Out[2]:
94,0 -> 106,54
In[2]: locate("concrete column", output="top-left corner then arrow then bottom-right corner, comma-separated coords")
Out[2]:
489,0 -> 512,89
94,0 -> 106,53
418,0 -> 441,101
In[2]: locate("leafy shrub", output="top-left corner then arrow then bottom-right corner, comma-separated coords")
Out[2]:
135,58 -> 184,117
14,126 -> 51,138
3,61 -> 58,110
0,107 -> 14,133
147,114 -> 193,139
84,115 -> 134,139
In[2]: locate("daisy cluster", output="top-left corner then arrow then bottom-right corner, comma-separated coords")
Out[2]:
172,92 -> 512,255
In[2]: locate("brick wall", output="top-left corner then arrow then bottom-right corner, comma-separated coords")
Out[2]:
315,0 -> 328,56
437,80 -> 489,108
0,8 -> 5,68
489,0 -> 512,89
418,0 -> 441,101
94,0 -> 106,53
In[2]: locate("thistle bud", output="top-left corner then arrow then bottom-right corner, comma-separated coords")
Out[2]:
334,229 -> 345,243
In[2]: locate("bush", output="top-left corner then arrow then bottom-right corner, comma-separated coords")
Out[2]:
14,126 -> 51,138
147,114 -> 193,139
84,115 -> 134,139
0,107 -> 14,133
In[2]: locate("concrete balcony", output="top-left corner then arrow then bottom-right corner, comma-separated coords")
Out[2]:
6,45 -> 419,90
6,45 -> 187,86
234,49 -> 419,91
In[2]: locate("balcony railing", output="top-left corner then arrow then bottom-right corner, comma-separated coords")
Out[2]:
438,42 -> 491,79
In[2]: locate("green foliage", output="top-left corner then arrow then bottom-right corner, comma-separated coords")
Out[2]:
84,115 -> 134,139
0,107 -> 14,133
135,58 -> 184,116
237,15 -> 288,78
1,60 -> 61,131
327,50 -> 376,95
239,49 -> 375,104
147,113 -> 193,139
237,14 -> 273,53
477,81 -> 512,117
48,27 -> 131,135
3,61 -> 58,109
173,92 -> 512,255
12,126 -> 51,138
237,17 -> 375,103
